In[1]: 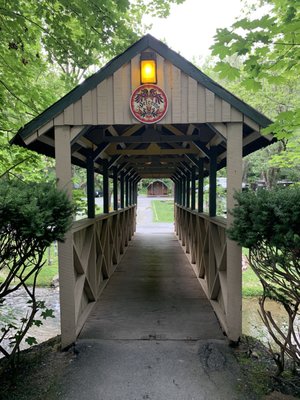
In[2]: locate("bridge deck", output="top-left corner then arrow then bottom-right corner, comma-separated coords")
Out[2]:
79,228 -> 224,341
60,228 -> 245,400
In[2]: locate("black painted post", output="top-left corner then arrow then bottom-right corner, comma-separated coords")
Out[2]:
134,177 -> 139,204
209,147 -> 218,217
178,178 -> 181,204
191,165 -> 196,210
174,180 -> 178,203
186,170 -> 190,208
182,176 -> 186,207
113,166 -> 118,211
125,174 -> 129,207
120,171 -> 125,209
103,159 -> 109,214
86,152 -> 95,218
180,177 -> 183,205
198,158 -> 204,213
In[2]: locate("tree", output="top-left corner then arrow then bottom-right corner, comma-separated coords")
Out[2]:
0,180 -> 74,368
228,188 -> 300,374
211,0 -> 300,139
0,0 -> 185,180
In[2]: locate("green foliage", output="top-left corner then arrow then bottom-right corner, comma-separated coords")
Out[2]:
211,0 -> 300,139
0,180 -> 73,367
228,188 -> 300,371
227,188 -> 300,250
0,0 -> 184,182
0,180 -> 74,247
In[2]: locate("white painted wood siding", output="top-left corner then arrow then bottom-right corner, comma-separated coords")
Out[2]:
50,51 -> 244,127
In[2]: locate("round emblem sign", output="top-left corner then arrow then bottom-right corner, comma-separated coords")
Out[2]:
130,84 -> 168,124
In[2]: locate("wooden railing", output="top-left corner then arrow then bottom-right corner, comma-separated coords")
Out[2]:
59,206 -> 136,347
175,205 -> 241,340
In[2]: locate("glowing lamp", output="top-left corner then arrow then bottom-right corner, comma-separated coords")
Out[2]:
140,52 -> 157,84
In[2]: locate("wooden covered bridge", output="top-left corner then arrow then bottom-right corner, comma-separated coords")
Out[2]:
12,34 -> 274,349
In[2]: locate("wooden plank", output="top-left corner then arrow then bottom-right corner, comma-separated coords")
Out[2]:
82,91 -> 93,124
214,96 -> 222,121
106,76 -> 114,124
91,88 -> 98,125
221,100 -> 231,121
97,80 -> 108,124
171,65 -> 181,123
122,63 -> 132,124
24,131 -> 38,145
210,123 -> 227,139
243,131 -> 260,146
181,73 -> 188,122
54,126 -> 76,348
244,115 -> 273,141
54,112 -> 64,125
163,60 -> 172,124
113,67 -> 124,124
73,99 -> 83,126
197,85 -> 206,122
188,77 -> 198,122
156,54 -> 164,89
205,89 -> 215,122
226,122 -> 243,342
64,104 -> 74,125
230,106 -> 243,122
37,120 -> 54,136
130,54 -> 140,92
110,147 -> 199,155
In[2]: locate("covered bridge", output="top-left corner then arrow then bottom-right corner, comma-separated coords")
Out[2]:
12,34 -> 274,348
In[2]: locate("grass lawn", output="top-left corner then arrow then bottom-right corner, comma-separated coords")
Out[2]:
0,244 -> 59,288
151,200 -> 174,223
242,266 -> 263,297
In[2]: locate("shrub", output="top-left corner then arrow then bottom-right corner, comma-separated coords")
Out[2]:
0,180 -> 74,368
228,188 -> 300,374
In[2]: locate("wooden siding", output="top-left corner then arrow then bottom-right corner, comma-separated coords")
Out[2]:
51,52 -> 243,127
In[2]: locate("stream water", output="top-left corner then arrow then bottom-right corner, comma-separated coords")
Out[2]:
1,287 -> 297,354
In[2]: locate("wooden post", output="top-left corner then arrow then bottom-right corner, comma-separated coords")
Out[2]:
120,171 -> 125,209
113,166 -> 118,211
174,178 -> 178,203
182,176 -> 186,207
226,122 -> 243,342
198,158 -> 204,213
186,170 -> 190,208
86,151 -> 95,218
54,126 -> 76,348
103,159 -> 109,213
209,147 -> 218,217
125,174 -> 129,207
191,165 -> 196,210
181,177 -> 184,205
134,177 -> 139,204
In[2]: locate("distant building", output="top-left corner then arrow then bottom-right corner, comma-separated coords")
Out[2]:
147,180 -> 169,197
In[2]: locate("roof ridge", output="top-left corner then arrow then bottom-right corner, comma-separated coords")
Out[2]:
13,34 -> 272,143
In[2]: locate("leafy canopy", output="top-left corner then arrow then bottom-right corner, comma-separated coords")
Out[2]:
211,0 -> 300,139
0,0 -> 184,180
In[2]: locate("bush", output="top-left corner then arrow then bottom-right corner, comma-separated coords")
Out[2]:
0,180 -> 74,368
228,188 -> 300,374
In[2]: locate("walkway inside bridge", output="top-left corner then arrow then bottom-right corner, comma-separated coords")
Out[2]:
57,200 -> 245,400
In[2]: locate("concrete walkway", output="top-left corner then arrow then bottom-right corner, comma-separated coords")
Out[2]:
58,226 -> 247,400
